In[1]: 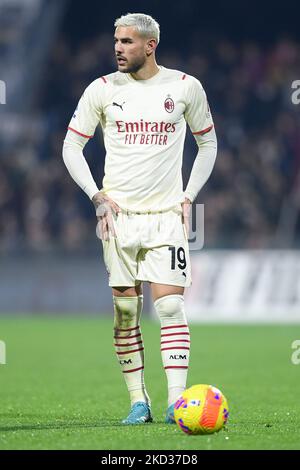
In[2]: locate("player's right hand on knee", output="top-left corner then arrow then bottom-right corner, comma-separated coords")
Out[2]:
92,191 -> 120,241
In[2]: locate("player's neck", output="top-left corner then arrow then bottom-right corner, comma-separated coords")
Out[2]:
130,61 -> 160,81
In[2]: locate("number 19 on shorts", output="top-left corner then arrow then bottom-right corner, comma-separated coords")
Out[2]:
168,246 -> 187,273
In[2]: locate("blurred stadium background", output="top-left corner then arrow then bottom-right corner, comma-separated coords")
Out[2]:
0,0 -> 300,322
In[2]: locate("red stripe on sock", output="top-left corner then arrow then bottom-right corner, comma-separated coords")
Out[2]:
161,332 -> 190,337
115,340 -> 143,347
164,366 -> 188,369
161,346 -> 190,352
114,333 -> 141,339
161,339 -> 190,345
117,347 -> 144,355
161,324 -> 188,330
116,325 -> 140,332
123,366 -> 144,374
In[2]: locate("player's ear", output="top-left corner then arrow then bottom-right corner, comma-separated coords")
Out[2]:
146,38 -> 157,56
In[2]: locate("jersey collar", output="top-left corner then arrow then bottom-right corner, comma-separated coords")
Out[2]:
125,66 -> 164,85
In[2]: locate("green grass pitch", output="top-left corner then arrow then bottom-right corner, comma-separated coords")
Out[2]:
0,316 -> 299,450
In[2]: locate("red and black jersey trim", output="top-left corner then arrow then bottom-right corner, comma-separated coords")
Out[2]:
67,126 -> 93,139
192,124 -> 214,136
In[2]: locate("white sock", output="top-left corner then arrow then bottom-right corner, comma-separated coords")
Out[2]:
113,295 -> 150,406
154,294 -> 190,406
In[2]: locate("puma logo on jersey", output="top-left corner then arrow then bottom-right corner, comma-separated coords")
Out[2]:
112,101 -> 125,111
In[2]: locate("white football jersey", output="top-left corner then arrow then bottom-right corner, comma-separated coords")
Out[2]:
68,66 -> 214,211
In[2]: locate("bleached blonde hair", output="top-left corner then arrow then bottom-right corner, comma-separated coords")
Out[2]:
114,13 -> 160,44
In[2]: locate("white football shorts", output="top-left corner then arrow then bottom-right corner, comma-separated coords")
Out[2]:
101,205 -> 192,288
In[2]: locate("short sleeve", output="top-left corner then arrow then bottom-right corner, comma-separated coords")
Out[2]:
184,76 -> 214,136
68,79 -> 103,139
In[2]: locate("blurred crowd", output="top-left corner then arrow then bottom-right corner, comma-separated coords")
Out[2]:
1,31 -> 300,252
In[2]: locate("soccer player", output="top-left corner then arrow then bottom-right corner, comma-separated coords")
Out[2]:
63,13 -> 217,425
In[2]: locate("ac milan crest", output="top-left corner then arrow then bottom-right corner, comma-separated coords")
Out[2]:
164,95 -> 174,113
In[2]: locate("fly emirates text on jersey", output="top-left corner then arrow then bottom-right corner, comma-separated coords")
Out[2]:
116,119 -> 176,145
